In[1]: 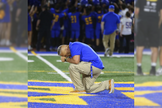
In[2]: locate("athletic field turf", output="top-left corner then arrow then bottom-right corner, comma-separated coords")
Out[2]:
0,47 -> 28,108
134,51 -> 162,107
28,51 -> 134,108
1,48 -> 162,107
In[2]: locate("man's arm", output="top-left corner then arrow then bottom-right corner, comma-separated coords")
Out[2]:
36,19 -> 40,30
159,9 -> 162,28
135,7 -> 140,19
51,19 -> 55,30
61,55 -> 80,64
101,21 -> 104,34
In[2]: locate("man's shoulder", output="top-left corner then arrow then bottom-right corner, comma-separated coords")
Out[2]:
70,42 -> 83,49
112,12 -> 119,17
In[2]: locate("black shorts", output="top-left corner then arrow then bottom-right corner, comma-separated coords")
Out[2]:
135,20 -> 159,47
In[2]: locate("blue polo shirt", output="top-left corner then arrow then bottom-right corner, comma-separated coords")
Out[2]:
101,12 -> 120,35
69,42 -> 104,70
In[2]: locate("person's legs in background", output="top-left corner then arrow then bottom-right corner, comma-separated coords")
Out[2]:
150,47 -> 158,75
36,30 -> 44,51
119,33 -> 124,53
50,29 -> 55,49
85,30 -> 91,45
124,35 -> 130,53
157,46 -> 162,74
45,30 -> 51,51
70,30 -> 75,42
157,26 -> 162,75
62,28 -> 66,44
28,30 -> 32,50
102,34 -> 110,57
95,29 -> 100,50
75,30 -> 80,41
90,29 -> 95,47
28,20 -> 32,50
54,29 -> 60,49
115,34 -> 120,52
109,31 -> 116,56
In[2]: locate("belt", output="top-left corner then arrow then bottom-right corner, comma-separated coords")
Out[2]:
91,64 -> 93,78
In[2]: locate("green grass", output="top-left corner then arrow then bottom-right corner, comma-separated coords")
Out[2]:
0,53 -> 27,83
28,56 -> 134,82
134,55 -> 162,84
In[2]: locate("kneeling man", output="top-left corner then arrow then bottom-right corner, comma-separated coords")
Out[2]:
57,42 -> 114,93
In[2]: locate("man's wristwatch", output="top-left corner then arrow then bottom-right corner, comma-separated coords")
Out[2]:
65,58 -> 67,62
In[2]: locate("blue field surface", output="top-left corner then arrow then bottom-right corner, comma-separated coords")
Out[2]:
28,81 -> 134,108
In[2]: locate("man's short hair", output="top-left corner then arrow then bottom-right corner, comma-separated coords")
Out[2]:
126,11 -> 131,18
57,45 -> 62,55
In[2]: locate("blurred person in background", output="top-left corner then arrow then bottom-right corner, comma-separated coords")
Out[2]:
62,3 -> 70,44
94,6 -> 104,50
50,4 -> 65,50
119,11 -> 132,53
0,0 -> 11,46
101,0 -> 109,13
129,6 -> 134,18
118,4 -> 128,18
157,6 -> 162,75
36,5 -> 55,51
101,5 -> 120,57
81,5 -> 95,46
68,6 -> 81,42
16,0 -> 27,47
135,0 -> 162,75
28,5 -> 37,50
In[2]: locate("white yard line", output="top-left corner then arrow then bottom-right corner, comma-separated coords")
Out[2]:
10,47 -> 28,62
0,50 -> 27,53
28,53 -> 134,57
31,51 -> 72,82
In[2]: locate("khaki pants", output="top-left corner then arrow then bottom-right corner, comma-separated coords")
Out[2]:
102,31 -> 116,56
69,62 -> 110,93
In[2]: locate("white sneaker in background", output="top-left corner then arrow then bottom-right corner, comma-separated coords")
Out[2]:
28,45 -> 32,50
0,39 -> 6,45
156,67 -> 162,76
5,40 -> 11,46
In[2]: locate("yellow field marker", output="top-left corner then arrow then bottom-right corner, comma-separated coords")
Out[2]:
0,93 -> 27,98
135,97 -> 160,106
135,82 -> 162,87
28,80 -> 134,84
0,81 -> 27,85
10,47 -> 17,53
0,102 -> 27,108
122,92 -> 134,99
31,51 -> 37,56
0,89 -> 27,93
135,90 -> 162,95
115,87 -> 134,91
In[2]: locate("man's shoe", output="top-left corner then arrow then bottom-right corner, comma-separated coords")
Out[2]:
149,66 -> 156,76
104,48 -> 110,57
70,90 -> 86,94
136,66 -> 144,75
109,79 -> 114,93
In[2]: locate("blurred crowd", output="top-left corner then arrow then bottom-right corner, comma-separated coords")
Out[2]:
0,0 -> 134,52
0,0 -> 27,47
28,0 -> 134,52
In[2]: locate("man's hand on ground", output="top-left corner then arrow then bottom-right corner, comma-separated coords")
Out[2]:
61,57 -> 66,62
